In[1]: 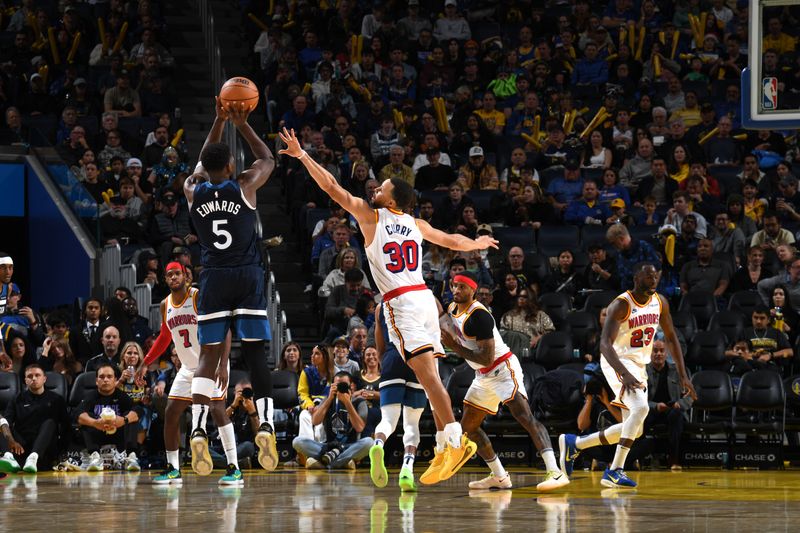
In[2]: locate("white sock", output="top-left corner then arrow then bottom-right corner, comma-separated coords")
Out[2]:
610,445 -> 630,470
191,404 -> 209,432
166,450 -> 180,469
443,422 -> 463,448
576,423 -> 622,450
541,448 -> 559,472
402,453 -> 415,470
256,397 -> 274,429
218,423 -> 239,469
435,431 -> 446,453
374,438 -> 384,447
486,455 -> 507,478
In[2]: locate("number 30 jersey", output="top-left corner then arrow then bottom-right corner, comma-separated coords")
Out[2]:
365,208 -> 424,295
190,180 -> 261,268
164,288 -> 200,371
612,291 -> 662,367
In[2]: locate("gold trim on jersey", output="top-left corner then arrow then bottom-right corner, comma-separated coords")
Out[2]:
616,295 -> 632,321
463,398 -> 498,415
626,290 -> 654,308
169,289 -> 194,309
385,301 -> 406,356
499,360 -> 520,404
387,207 -> 405,216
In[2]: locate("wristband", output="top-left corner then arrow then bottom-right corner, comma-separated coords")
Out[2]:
123,416 -> 129,425
298,150 -> 309,160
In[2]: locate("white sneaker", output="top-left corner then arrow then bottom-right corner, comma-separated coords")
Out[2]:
0,452 -> 20,473
23,453 -> 38,474
305,457 -> 323,470
125,452 -> 141,472
468,473 -> 512,490
537,470 -> 570,491
346,460 -> 356,470
86,451 -> 104,472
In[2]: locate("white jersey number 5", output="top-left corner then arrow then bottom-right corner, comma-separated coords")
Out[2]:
212,219 -> 232,249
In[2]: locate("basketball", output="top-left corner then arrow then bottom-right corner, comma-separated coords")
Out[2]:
218,76 -> 259,110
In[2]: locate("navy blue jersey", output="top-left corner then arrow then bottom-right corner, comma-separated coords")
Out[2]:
190,180 -> 261,268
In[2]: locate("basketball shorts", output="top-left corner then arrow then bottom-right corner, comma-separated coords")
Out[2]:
196,264 -> 270,344
600,357 -> 647,410
383,289 -> 444,360
167,365 -> 229,402
379,345 -> 427,409
464,354 -> 524,415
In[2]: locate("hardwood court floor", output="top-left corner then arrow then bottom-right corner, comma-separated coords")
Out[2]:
1,467 -> 798,532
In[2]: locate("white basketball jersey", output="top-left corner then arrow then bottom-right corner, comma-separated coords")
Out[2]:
448,301 -> 512,371
365,208 -> 425,295
164,288 -> 200,371
611,291 -> 662,366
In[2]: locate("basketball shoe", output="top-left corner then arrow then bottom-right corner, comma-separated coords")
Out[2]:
255,423 -> 279,471
468,473 -> 512,490
190,428 -> 213,476
22,453 -> 38,474
439,433 -> 478,481
398,465 -> 417,492
419,449 -> 445,485
153,464 -> 183,485
537,470 -> 569,491
218,464 -> 244,486
600,467 -> 637,488
369,444 -> 388,488
558,434 -> 580,477
0,452 -> 20,473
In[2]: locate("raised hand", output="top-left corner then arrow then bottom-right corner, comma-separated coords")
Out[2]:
215,96 -> 229,121
227,101 -> 253,128
474,235 -> 499,250
278,127 -> 304,158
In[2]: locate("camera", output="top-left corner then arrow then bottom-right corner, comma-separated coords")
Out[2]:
319,443 -> 343,466
242,388 -> 254,399
336,382 -> 350,394
584,363 -> 612,397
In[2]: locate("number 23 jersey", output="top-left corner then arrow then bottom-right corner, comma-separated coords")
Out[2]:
365,208 -> 424,294
190,180 -> 261,268
612,291 -> 662,367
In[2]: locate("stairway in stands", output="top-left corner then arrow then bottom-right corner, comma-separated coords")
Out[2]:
204,1 -> 320,352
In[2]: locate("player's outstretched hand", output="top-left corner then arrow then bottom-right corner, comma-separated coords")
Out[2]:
214,96 -> 229,121
681,375 -> 698,401
278,127 -> 304,158
474,235 -> 499,250
227,101 -> 253,127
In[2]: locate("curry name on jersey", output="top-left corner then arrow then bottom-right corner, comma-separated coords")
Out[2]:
365,208 -> 425,295
164,288 -> 200,370
611,291 -> 662,366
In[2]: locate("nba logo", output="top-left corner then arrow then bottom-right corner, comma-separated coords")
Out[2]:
763,77 -> 778,110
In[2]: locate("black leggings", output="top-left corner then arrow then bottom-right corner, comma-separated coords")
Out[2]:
0,419 -> 58,459
81,421 -> 139,453
240,340 -> 272,403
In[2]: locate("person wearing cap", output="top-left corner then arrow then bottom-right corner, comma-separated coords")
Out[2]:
687,103 -> 718,144
458,146 -> 499,190
104,69 -> 141,118
124,157 -> 153,203
434,0 -> 471,42
545,156 -> 585,213
397,0 -> 432,42
332,337 -> 360,376
585,244 -> 619,291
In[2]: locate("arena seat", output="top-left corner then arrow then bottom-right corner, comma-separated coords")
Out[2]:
581,167 -> 605,183
571,250 -> 591,272
45,371 -> 69,400
500,329 -> 532,359
305,208 -> 331,235
537,225 -> 580,257
493,227 -> 536,252
728,291 -> 762,317
523,251 -> 551,281
446,364 -> 475,417
582,290 -> 616,316
678,290 -> 717,329
521,361 -> 546,383
687,330 -> 727,371
732,371 -> 785,458
534,331 -> 574,370
671,309 -> 698,343
707,310 -> 746,345
686,370 -> 733,436
271,370 -> 299,435
580,225 -> 607,250
465,190 -> 497,219
537,292 -> 571,328
565,310 -> 598,350
0,372 -> 19,412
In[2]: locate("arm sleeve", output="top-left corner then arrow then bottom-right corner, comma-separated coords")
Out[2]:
298,371 -> 313,409
462,309 -> 496,341
144,321 -> 172,365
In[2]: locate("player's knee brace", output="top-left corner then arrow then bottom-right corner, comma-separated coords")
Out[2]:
401,406 -> 423,448
621,389 -> 648,439
375,404 -> 402,438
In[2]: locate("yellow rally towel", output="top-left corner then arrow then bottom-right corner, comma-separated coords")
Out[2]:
664,234 -> 675,266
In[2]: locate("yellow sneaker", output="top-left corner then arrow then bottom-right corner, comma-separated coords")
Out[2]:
419,449 -> 445,485
438,434 -> 477,481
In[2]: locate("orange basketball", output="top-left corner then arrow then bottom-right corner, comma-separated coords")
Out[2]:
219,76 -> 259,111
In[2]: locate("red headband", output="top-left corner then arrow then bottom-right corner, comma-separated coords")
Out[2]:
165,261 -> 185,273
452,274 -> 478,290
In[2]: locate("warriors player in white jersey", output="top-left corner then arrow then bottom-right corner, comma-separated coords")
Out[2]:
559,263 -> 696,488
279,127 -> 498,483
442,272 -> 568,491
137,262 -> 243,485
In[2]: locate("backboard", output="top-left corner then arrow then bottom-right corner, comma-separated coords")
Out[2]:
741,0 -> 800,129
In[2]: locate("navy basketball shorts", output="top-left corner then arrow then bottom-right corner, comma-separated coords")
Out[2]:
379,346 -> 427,409
196,264 -> 271,344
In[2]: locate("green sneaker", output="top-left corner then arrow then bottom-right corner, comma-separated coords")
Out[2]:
153,464 -> 183,485
218,464 -> 244,486
369,445 -> 388,488
398,466 -> 417,492
0,453 -> 20,474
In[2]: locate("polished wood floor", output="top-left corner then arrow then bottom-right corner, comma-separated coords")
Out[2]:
1,467 -> 798,532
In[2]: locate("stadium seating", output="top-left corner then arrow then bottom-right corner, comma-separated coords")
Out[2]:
728,291 -> 763,317
564,311 -> 598,351
538,292 -> 571,328
0,372 -> 19,412
679,291 -> 717,329
537,226 -> 580,258
271,370 -> 300,435
493,227 -> 536,251
534,331 -> 574,370
687,330 -> 728,371
686,370 -> 734,436
45,372 -> 69,400
707,310 -> 746,345
582,290 -> 616,316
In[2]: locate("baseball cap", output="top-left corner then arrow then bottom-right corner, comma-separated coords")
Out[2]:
74,77 -> 87,86
610,198 -> 626,209
476,224 -> 493,235
408,0 -> 420,5
171,246 -> 190,256
700,102 -> 715,112
564,157 -> 580,170
469,146 -> 484,157
658,224 -> 678,235
780,175 -> 799,187
445,0 -> 457,6
126,157 -> 142,168
333,336 -> 349,348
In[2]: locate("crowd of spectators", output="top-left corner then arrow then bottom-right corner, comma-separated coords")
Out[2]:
4,1 -> 800,472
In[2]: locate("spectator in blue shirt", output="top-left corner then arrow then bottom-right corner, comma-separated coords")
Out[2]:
572,42 -> 608,87
546,158 -> 585,214
565,181 -> 612,226
607,224 -> 662,291
280,95 -> 316,132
